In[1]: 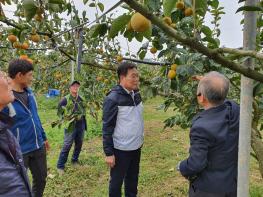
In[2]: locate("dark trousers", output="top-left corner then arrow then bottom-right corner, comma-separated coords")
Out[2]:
109,148 -> 141,197
23,146 -> 47,197
189,185 -> 237,197
57,128 -> 85,169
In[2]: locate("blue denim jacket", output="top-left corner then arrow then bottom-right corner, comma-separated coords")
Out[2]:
2,88 -> 47,154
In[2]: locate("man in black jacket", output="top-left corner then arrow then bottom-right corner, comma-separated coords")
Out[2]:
0,71 -> 32,197
178,71 -> 239,197
102,62 -> 144,197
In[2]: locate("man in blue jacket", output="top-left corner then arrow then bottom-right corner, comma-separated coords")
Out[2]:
0,71 -> 32,197
2,59 -> 49,197
178,71 -> 239,197
102,62 -> 144,197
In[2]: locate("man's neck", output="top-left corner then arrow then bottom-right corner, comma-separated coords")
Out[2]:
0,105 -> 4,111
12,82 -> 25,92
203,103 -> 218,110
120,84 -> 132,93
71,93 -> 78,98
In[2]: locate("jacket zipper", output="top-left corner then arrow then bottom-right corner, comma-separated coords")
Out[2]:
129,92 -> 136,106
15,97 -> 40,149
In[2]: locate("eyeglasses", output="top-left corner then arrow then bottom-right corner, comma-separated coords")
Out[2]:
197,93 -> 201,97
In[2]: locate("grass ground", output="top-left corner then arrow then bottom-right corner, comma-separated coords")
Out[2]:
38,96 -> 263,197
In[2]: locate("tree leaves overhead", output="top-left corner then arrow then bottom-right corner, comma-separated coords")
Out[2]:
236,6 -> 263,13
23,0 -> 38,22
89,23 -> 108,38
98,2 -> 104,12
195,0 -> 208,16
108,14 -> 131,38
163,0 -> 177,17
48,0 -> 65,4
144,0 -> 161,12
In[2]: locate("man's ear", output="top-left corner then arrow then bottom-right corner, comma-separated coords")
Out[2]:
119,75 -> 124,82
201,95 -> 209,104
15,72 -> 23,79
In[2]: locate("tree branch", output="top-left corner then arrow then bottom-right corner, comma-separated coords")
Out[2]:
58,48 -> 117,71
216,47 -> 263,60
122,0 -> 263,83
123,57 -> 169,66
0,18 -> 52,36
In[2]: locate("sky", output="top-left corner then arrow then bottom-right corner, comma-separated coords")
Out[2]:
2,0 -> 244,56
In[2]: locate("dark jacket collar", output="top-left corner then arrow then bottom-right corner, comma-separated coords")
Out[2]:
0,112 -> 13,131
107,85 -> 139,96
199,103 -> 226,116
192,103 -> 227,122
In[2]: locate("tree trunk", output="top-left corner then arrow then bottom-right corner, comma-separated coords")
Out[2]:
237,0 -> 258,196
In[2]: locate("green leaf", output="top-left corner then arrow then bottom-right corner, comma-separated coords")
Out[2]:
201,25 -> 212,37
144,0 -> 161,12
203,36 -> 219,47
135,32 -> 144,42
5,0 -> 11,5
109,14 -> 131,39
48,0 -> 64,4
141,26 -> 152,40
49,3 -> 62,12
82,10 -> 86,19
163,0 -> 177,17
89,23 -> 108,38
23,0 -> 37,22
236,6 -> 263,13
253,82 -> 263,97
98,2 -> 104,12
138,50 -> 147,60
89,2 -> 96,7
66,3 -> 71,15
83,0 -> 89,5
124,30 -> 135,42
207,0 -> 219,9
196,0 -> 208,16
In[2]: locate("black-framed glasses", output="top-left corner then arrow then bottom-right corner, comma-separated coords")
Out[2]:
197,93 -> 201,97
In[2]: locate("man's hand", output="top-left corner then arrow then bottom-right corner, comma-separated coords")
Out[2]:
105,155 -> 115,168
192,75 -> 203,81
44,140 -> 50,152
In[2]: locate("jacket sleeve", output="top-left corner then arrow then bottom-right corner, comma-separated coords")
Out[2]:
102,97 -> 118,156
179,127 -> 210,179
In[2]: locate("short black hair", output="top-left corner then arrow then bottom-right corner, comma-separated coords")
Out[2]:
8,59 -> 34,79
117,62 -> 137,80
70,80 -> 80,87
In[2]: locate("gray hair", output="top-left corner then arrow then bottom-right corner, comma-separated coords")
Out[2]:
197,71 -> 229,105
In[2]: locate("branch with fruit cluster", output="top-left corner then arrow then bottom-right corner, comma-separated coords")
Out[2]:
121,0 -> 263,83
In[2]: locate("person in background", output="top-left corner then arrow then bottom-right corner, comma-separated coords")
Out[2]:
178,71 -> 239,197
56,80 -> 87,175
102,62 -> 144,197
0,71 -> 32,197
2,59 -> 49,197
